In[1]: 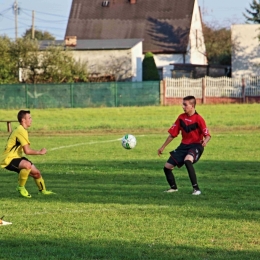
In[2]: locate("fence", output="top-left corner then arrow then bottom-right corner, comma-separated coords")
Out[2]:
163,76 -> 260,104
0,81 -> 160,109
1,77 -> 260,109
165,77 -> 202,98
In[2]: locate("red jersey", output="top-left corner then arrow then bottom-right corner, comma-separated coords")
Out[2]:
168,112 -> 210,144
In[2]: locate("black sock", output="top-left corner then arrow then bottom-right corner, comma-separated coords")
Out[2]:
184,160 -> 200,190
163,167 -> 177,189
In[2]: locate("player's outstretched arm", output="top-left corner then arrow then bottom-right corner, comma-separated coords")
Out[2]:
158,135 -> 174,156
23,144 -> 47,155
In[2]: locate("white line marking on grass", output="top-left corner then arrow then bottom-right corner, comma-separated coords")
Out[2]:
49,135 -> 146,151
49,138 -> 121,151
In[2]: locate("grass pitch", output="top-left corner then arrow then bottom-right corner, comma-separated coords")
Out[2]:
0,104 -> 260,260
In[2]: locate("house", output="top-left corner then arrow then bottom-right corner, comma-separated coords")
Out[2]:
232,24 -> 260,78
40,38 -> 143,82
65,0 -> 207,80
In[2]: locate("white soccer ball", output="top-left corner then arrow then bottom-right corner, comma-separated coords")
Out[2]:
121,134 -> 137,149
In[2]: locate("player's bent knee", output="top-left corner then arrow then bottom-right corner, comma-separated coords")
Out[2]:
184,155 -> 194,162
23,162 -> 32,170
164,162 -> 174,169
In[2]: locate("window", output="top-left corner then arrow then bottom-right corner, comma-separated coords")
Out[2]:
102,1 -> 109,7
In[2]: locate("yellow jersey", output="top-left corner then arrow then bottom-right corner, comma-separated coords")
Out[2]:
0,125 -> 30,168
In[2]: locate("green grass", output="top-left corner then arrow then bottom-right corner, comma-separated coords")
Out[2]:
0,105 -> 260,260
0,104 -> 259,133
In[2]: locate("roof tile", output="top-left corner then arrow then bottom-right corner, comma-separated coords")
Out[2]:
66,0 -> 195,53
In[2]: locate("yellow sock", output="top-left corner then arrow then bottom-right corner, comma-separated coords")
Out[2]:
34,177 -> 46,191
18,169 -> 31,187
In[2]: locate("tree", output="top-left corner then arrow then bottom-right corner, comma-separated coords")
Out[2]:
142,52 -> 160,81
39,45 -> 88,83
244,0 -> 260,24
202,23 -> 233,66
0,36 -> 18,84
0,38 -> 88,84
10,38 -> 42,84
22,28 -> 55,40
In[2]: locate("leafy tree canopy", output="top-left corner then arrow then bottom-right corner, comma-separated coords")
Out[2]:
22,28 -> 55,40
202,23 -> 232,66
243,0 -> 260,24
0,36 -> 18,84
0,36 -> 88,84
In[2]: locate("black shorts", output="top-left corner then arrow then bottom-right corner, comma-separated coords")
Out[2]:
5,157 -> 32,173
167,143 -> 204,168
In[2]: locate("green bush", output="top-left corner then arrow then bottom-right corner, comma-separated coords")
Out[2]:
142,52 -> 160,81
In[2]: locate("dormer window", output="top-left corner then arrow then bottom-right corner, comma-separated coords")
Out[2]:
102,1 -> 109,7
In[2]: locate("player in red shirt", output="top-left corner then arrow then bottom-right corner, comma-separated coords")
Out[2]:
158,96 -> 211,195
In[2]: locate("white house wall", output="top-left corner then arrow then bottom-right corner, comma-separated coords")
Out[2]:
131,41 -> 143,81
72,48 -> 139,81
189,0 -> 207,65
232,24 -> 260,78
153,54 -> 185,78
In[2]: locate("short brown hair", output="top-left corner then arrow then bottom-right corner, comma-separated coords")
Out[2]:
183,96 -> 196,107
17,110 -> 30,123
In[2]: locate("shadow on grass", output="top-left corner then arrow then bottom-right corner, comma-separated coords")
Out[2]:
0,160 -> 260,221
1,237 -> 260,260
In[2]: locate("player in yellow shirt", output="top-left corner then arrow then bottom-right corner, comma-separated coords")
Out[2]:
0,110 -> 55,198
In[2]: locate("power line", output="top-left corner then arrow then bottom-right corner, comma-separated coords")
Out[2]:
1,2 -> 69,39
0,7 -> 13,15
22,7 -> 68,18
21,9 -> 67,23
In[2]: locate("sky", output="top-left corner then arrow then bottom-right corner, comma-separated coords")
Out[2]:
198,0 -> 253,26
0,0 -> 255,40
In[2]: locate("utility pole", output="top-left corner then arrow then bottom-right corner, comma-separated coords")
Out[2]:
32,10 -> 35,39
13,0 -> 19,40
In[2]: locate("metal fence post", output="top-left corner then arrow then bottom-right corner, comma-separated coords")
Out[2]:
114,82 -> 118,107
70,83 -> 74,108
25,84 -> 28,108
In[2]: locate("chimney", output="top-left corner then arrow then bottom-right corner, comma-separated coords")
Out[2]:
65,36 -> 77,47
130,0 -> 136,4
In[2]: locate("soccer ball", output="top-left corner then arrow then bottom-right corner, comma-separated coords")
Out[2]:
121,134 -> 137,149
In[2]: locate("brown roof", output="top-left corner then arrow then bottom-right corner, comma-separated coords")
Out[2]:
65,0 -> 195,54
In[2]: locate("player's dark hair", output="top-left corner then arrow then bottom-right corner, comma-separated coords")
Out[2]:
183,96 -> 196,107
17,110 -> 30,123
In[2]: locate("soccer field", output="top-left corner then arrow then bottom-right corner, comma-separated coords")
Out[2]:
0,105 -> 260,260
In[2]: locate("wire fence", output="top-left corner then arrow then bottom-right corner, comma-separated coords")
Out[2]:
0,81 -> 160,109
1,76 -> 259,109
